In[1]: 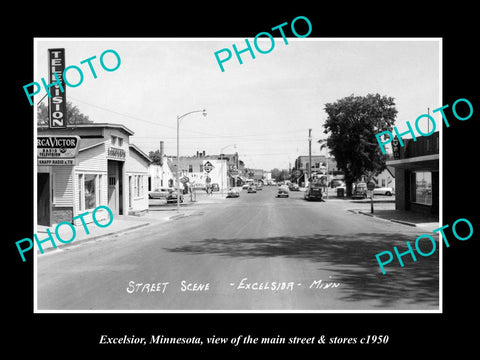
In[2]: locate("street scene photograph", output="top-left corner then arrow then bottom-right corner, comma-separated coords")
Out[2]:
32,38 -> 441,312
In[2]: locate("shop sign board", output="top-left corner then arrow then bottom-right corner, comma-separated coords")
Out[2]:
107,147 -> 126,161
48,48 -> 67,128
37,135 -> 79,165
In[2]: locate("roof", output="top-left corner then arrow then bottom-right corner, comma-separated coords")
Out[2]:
78,138 -> 108,152
38,123 -> 135,136
129,144 -> 152,163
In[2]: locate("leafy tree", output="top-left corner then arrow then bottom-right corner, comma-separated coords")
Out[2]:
148,150 -> 163,165
323,93 -> 397,196
271,168 -> 290,182
37,101 -> 93,125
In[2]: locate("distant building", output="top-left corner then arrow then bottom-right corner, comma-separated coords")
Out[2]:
293,155 -> 340,185
387,132 -> 439,215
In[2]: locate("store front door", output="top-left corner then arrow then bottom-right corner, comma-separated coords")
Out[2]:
108,160 -> 123,215
37,173 -> 50,226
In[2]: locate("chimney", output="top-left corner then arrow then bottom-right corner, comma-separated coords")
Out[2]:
196,151 -> 199,157
203,150 -> 206,157
159,141 -> 164,166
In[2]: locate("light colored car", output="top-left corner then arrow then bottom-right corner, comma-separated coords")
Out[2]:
226,188 -> 240,198
148,187 -> 172,199
288,183 -> 300,191
247,186 -> 257,193
373,186 -> 394,196
276,186 -> 289,198
242,184 -> 250,189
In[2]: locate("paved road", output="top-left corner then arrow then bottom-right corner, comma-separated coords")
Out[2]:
37,187 -> 439,311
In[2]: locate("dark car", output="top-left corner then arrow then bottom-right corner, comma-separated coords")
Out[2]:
211,183 -> 220,192
351,182 -> 368,199
304,184 -> 323,201
166,190 -> 184,203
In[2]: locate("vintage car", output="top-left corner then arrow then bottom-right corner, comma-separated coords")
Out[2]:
247,186 -> 257,193
288,183 -> 300,191
166,190 -> 184,203
276,185 -> 290,198
148,187 -> 172,199
351,182 -> 368,199
373,186 -> 394,196
304,184 -> 323,201
226,188 -> 240,198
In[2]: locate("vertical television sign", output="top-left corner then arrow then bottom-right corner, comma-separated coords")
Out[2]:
48,48 -> 67,128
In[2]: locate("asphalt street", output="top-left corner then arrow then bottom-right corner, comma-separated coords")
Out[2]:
37,186 -> 439,311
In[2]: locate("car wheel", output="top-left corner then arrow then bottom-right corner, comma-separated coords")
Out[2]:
386,191 -> 392,196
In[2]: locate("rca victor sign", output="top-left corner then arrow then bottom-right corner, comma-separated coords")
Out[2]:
37,135 -> 80,165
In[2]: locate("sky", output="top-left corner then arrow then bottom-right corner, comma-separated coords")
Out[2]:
34,38 -> 441,170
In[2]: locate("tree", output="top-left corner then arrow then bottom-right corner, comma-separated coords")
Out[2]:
37,101 -> 93,125
271,168 -> 290,182
323,93 -> 397,196
148,150 -> 163,165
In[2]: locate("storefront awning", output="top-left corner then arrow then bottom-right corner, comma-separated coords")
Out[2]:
387,154 -> 439,171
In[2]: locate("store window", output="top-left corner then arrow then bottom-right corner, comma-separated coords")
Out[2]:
84,174 -> 97,209
411,171 -> 432,205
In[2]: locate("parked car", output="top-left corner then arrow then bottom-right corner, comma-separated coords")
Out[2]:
211,183 -> 219,192
242,184 -> 250,190
148,187 -> 172,199
166,190 -> 184,203
247,186 -> 257,193
226,188 -> 240,198
288,183 -> 300,191
351,182 -> 368,199
304,184 -> 323,201
276,186 -> 289,198
373,186 -> 394,196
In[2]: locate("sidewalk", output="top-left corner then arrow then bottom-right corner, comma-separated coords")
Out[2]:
35,192 -> 229,254
356,208 -> 440,232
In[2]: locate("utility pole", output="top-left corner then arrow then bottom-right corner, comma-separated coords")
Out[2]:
308,129 -> 312,185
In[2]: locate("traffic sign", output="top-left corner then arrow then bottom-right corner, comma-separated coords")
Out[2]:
204,161 -> 214,173
367,181 -> 376,191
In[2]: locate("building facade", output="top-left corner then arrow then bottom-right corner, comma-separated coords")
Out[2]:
37,123 -> 151,227
386,132 -> 439,215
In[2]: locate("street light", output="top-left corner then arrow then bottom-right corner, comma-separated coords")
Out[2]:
219,144 -> 236,196
176,109 -> 207,212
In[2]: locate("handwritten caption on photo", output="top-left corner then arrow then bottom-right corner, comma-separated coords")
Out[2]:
125,277 -> 341,294
99,334 -> 390,346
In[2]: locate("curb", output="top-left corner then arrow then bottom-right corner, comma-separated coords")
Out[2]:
38,222 -> 152,254
357,211 -> 418,227
389,218 -> 417,227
